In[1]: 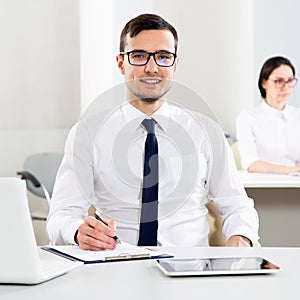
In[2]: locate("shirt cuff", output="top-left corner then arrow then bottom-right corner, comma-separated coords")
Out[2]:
227,229 -> 260,247
63,219 -> 85,245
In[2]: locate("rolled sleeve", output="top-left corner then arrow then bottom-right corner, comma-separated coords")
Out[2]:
214,195 -> 259,246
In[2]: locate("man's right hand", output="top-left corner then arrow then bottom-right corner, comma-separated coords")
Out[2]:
75,216 -> 118,250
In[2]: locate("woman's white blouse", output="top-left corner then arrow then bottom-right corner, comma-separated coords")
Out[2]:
236,101 -> 300,170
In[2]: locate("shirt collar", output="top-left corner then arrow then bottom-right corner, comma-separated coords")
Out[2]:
151,101 -> 170,132
261,100 -> 290,120
121,101 -> 170,133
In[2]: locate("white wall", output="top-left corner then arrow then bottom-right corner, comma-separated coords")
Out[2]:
79,0 -> 114,113
0,0 -> 80,176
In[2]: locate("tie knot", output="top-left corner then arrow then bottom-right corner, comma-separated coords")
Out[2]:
142,118 -> 156,134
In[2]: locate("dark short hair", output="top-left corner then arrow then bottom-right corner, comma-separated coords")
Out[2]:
119,13 -> 178,53
258,56 -> 295,98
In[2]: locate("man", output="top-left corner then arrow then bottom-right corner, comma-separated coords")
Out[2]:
47,13 -> 259,250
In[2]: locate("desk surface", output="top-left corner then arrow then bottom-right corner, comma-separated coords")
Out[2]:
0,246 -> 297,300
238,171 -> 300,188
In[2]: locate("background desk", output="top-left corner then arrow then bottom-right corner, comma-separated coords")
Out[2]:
238,171 -> 300,188
0,247 -> 297,300
238,171 -> 300,246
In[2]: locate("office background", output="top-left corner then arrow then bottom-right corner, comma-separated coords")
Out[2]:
1,0 -> 300,178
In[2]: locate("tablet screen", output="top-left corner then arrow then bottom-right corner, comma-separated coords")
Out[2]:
156,257 -> 280,276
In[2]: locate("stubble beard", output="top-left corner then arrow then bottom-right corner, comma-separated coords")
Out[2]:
128,79 -> 173,103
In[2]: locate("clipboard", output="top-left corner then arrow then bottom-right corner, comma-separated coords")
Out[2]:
42,242 -> 173,264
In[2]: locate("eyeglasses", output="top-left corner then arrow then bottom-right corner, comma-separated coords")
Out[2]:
268,78 -> 298,88
120,50 -> 177,67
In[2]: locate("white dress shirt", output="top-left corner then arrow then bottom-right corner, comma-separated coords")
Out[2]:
236,101 -> 300,170
47,101 -> 259,246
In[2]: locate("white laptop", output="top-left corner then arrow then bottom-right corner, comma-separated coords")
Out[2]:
0,177 -> 83,284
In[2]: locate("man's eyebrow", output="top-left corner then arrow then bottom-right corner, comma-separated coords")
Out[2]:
128,49 -> 174,53
129,49 -> 147,52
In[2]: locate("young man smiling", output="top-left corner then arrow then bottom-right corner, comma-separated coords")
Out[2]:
47,13 -> 259,250
117,27 -> 178,115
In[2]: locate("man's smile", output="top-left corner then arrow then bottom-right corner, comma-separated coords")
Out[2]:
140,77 -> 162,85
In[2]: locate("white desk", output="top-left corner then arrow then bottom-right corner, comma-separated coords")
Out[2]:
238,171 -> 300,188
0,247 -> 297,300
237,171 -> 300,246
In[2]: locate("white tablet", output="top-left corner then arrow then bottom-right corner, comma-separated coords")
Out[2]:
156,257 -> 281,276
288,172 -> 300,176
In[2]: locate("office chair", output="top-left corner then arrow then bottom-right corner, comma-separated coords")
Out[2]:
17,152 -> 63,220
206,201 -> 226,246
231,141 -> 243,170
224,133 -> 235,145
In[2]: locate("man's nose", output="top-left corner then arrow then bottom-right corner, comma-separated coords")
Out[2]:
144,55 -> 158,73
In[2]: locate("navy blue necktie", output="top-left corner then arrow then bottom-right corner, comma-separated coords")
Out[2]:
138,119 -> 158,246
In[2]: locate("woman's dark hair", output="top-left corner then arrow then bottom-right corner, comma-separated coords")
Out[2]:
258,56 -> 295,98
119,13 -> 178,53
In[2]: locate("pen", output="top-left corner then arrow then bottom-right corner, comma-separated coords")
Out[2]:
94,213 -> 121,244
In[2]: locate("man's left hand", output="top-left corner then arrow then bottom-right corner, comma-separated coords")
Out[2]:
225,235 -> 252,247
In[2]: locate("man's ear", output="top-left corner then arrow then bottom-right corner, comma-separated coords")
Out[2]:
173,56 -> 180,73
116,55 -> 125,75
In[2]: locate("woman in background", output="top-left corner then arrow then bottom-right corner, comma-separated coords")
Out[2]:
236,56 -> 300,174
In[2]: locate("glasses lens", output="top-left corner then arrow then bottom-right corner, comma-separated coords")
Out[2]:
275,80 -> 285,88
154,52 -> 175,67
128,52 -> 149,66
289,78 -> 297,87
272,78 -> 297,88
127,51 -> 175,67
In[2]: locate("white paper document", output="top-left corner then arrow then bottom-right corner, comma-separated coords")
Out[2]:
42,242 -> 172,263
